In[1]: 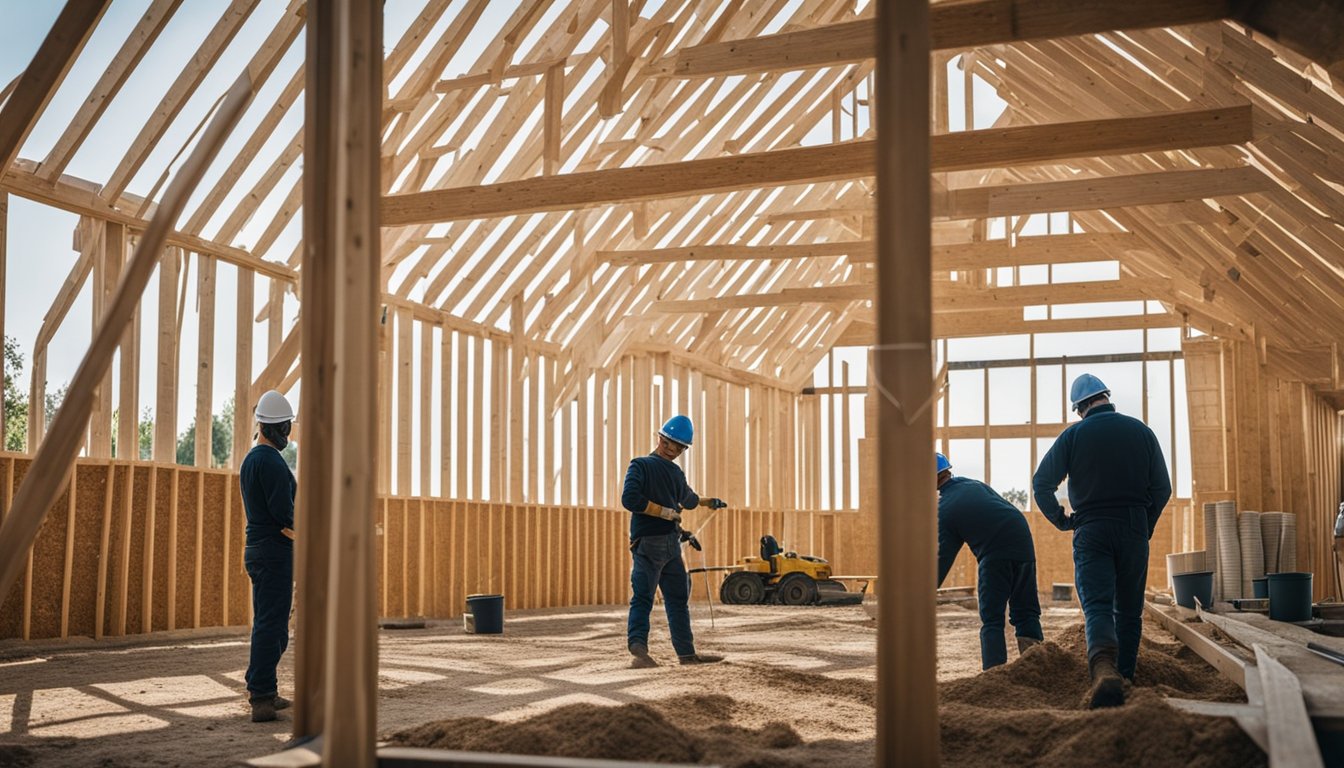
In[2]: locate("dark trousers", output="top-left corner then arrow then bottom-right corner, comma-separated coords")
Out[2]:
1073,516 -> 1149,679
627,532 -> 695,657
244,551 -> 293,699
977,559 -> 1044,669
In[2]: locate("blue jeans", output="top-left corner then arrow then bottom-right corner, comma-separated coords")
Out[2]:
627,532 -> 695,657
244,550 -> 293,699
1073,515 -> 1149,679
977,559 -> 1044,669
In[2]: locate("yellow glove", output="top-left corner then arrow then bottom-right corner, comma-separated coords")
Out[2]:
642,501 -> 682,523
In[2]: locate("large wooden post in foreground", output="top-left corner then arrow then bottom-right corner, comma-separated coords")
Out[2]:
293,2 -> 335,741
874,0 -> 938,765
301,0 -> 383,764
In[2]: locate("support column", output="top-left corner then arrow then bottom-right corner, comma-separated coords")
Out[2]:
304,1 -> 382,762
875,0 -> 938,765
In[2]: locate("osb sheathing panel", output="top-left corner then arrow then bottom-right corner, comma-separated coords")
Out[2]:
67,463 -> 109,639
27,460 -> 67,639
150,468 -> 173,632
0,459 -> 23,639
406,500 -> 422,617
124,465 -> 150,635
374,500 -> 386,618
174,471 -> 198,628
385,498 -> 406,617
199,473 -> 226,628
102,463 -> 131,637
226,482 -> 250,627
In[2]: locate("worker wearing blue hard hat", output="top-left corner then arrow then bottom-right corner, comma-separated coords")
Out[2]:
1032,374 -> 1172,708
621,415 -> 727,669
935,453 -> 1043,669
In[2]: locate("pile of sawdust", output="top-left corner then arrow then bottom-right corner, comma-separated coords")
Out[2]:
387,622 -> 1263,767
939,623 -> 1262,767
388,693 -> 862,767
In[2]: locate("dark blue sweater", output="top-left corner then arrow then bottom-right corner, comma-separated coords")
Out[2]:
937,476 -> 1035,587
240,444 -> 296,554
1032,404 -> 1172,535
621,454 -> 700,538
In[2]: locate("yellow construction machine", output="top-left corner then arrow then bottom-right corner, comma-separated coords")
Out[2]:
689,535 -> 866,606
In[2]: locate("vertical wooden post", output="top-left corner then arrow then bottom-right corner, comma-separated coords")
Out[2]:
195,256 -> 216,467
113,224 -> 139,461
543,62 -> 564,176
233,269 -> 254,468
875,0 -> 937,765
89,220 -> 115,458
155,248 -> 180,463
296,0 -> 336,737
0,193 -> 6,439
307,0 -> 381,761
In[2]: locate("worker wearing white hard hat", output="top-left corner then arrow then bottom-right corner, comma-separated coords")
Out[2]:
1032,374 -> 1171,709
240,389 -> 297,722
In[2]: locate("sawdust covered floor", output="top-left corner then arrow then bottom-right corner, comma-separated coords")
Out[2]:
0,602 -> 1263,767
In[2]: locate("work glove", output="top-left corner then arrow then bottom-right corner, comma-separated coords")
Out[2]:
699,497 -> 727,510
643,501 -> 682,523
679,528 -> 702,551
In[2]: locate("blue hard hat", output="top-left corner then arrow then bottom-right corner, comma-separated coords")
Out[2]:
659,415 -> 694,447
1070,373 -> 1110,411
936,453 -> 951,474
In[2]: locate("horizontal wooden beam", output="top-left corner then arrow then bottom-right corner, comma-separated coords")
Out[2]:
381,106 -> 1253,225
601,232 -> 1149,268
650,0 -> 1232,78
652,277 -> 1165,313
939,166 -> 1271,219
2,161 -> 298,283
835,311 -> 1182,344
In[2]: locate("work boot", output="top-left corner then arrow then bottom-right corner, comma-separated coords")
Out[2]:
678,653 -> 724,665
1017,636 -> 1042,655
272,695 -> 291,711
629,642 -> 658,669
250,696 -> 277,723
1087,650 -> 1125,709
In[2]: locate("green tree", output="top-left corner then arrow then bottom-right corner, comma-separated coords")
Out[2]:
176,398 -> 235,468
110,408 -> 156,461
44,384 -> 68,425
3,337 -> 28,451
1000,488 -> 1030,511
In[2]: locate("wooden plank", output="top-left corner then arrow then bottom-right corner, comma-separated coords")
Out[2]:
194,256 -> 217,467
234,269 -> 254,468
1145,602 -> 1250,689
542,62 -> 564,176
154,248 -> 180,463
874,0 -> 938,764
1255,646 -> 1326,768
651,0 -> 1233,78
309,0 -> 382,760
0,0 -> 112,171
0,72 -> 255,614
382,107 -> 1253,224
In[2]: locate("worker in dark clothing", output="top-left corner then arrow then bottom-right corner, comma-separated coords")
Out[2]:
240,389 -> 298,723
622,415 -> 727,669
936,453 -> 1044,670
1033,374 -> 1171,709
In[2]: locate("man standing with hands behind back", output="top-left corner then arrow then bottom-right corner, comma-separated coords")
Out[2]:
240,389 -> 298,722
1033,374 -> 1170,709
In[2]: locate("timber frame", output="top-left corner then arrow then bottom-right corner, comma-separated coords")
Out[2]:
1,0 -> 1343,764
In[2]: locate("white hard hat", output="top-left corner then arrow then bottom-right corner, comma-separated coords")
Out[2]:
255,390 -> 295,424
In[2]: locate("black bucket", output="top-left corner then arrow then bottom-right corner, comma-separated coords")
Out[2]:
1171,570 -> 1214,610
1268,573 -> 1312,623
1252,577 -> 1269,599
465,594 -> 504,634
